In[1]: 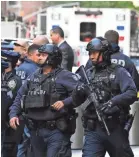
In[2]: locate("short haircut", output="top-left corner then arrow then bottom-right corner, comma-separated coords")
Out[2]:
51,26 -> 64,38
27,44 -> 40,54
33,35 -> 49,45
104,30 -> 119,44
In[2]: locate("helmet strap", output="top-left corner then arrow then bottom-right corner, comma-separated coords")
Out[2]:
96,51 -> 102,64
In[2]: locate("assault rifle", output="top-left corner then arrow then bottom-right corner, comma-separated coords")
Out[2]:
78,65 -> 110,136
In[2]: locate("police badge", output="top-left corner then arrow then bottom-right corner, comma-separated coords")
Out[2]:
8,79 -> 17,90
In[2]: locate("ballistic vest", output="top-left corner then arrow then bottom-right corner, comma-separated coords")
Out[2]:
84,64 -> 120,119
24,68 -> 68,121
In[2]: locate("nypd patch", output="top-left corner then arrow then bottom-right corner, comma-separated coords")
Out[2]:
109,74 -> 116,80
8,79 -> 17,89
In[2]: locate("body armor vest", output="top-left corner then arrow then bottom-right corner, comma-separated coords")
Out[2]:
84,64 -> 120,119
24,68 -> 68,121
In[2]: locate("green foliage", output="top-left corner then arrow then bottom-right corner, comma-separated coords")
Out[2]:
80,1 -> 135,9
45,1 -> 139,11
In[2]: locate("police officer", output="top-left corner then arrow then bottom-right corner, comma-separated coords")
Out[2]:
15,44 -> 41,157
1,58 -> 9,136
16,44 -> 41,84
9,44 -> 79,157
1,50 -> 23,157
1,58 -> 9,157
72,37 -> 137,157
85,30 -> 139,93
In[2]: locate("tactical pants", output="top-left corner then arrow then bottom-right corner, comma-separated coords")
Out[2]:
2,129 -> 17,157
17,126 -> 30,157
30,128 -> 71,157
82,124 -> 134,157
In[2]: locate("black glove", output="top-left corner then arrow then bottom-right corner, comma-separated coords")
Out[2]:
76,83 -> 91,97
72,83 -> 91,106
99,101 -> 120,115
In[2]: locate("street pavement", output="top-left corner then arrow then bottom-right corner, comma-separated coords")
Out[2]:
72,146 -> 139,157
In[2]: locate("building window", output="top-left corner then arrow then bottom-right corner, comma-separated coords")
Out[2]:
7,1 -> 21,9
8,1 -> 17,5
80,22 -> 96,42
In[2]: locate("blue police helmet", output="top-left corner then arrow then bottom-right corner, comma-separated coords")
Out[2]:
1,41 -> 14,50
38,44 -> 62,68
86,37 -> 109,52
1,50 -> 20,68
86,37 -> 113,62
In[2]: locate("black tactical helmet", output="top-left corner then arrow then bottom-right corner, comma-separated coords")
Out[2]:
38,44 -> 62,68
86,37 -> 113,62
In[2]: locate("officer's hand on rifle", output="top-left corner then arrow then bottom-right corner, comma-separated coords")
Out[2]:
72,83 -> 91,106
76,83 -> 91,97
99,100 -> 120,115
9,117 -> 19,130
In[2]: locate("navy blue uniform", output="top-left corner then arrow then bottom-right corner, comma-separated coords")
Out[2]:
74,37 -> 137,157
2,70 -> 23,157
85,48 -> 139,91
1,59 -> 9,133
16,58 -> 39,84
15,57 -> 40,157
73,64 -> 137,157
9,67 -> 79,157
1,50 -> 23,157
1,50 -> 21,130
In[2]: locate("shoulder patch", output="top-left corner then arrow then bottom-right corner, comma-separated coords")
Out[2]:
8,79 -> 17,89
109,74 -> 116,79
72,74 -> 80,81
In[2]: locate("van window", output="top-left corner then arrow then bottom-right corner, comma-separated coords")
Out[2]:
80,22 -> 96,42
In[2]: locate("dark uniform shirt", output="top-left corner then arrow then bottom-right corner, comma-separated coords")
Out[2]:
85,48 -> 139,91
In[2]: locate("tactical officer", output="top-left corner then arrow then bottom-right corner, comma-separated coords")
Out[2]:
72,37 -> 137,157
1,58 -> 9,131
9,44 -> 79,157
15,44 -> 41,157
1,58 -> 9,157
1,50 -> 23,157
85,30 -> 139,93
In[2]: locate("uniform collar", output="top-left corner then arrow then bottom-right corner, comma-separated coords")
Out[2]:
24,58 -> 39,66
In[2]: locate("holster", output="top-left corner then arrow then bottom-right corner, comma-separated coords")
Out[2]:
82,117 -> 96,131
67,113 -> 78,135
86,119 -> 96,131
56,112 -> 78,134
56,118 -> 68,132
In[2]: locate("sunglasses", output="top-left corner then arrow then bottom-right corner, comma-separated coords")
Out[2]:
14,43 -> 25,48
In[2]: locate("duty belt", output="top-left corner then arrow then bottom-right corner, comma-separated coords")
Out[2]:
28,119 -> 57,130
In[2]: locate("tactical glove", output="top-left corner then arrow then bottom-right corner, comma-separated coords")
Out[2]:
72,83 -> 91,106
99,100 -> 120,115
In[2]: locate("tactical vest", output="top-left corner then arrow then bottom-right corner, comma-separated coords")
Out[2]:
23,69 -> 68,120
84,64 -> 121,119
